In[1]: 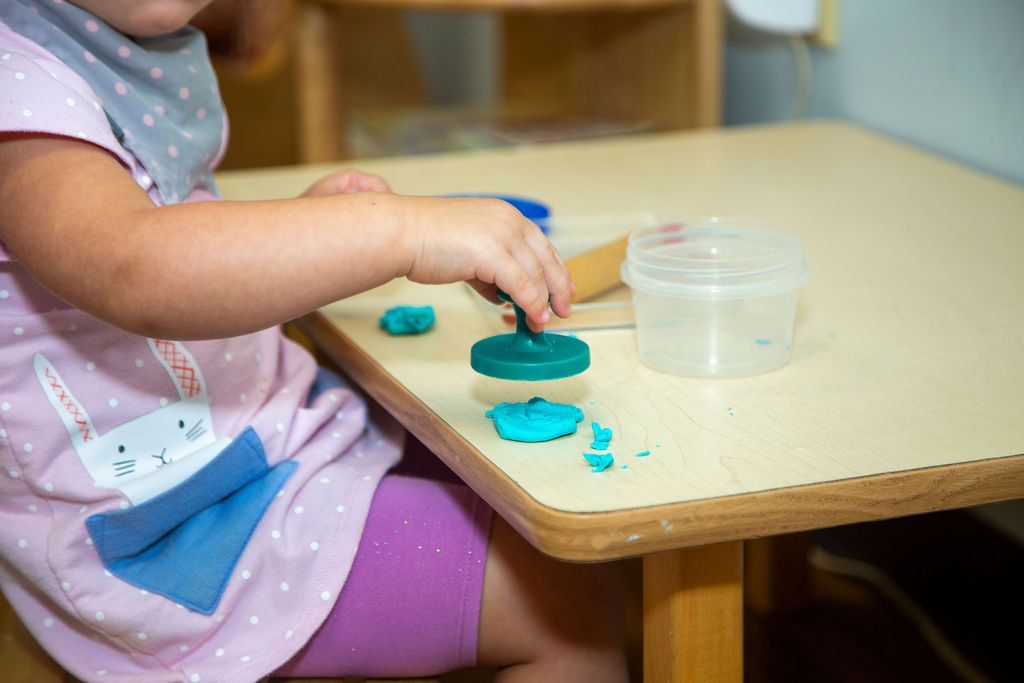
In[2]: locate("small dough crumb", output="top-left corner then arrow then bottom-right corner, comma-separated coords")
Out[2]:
583,452 -> 614,473
590,421 -> 612,449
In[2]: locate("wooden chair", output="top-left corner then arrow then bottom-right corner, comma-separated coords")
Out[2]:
0,592 -> 73,683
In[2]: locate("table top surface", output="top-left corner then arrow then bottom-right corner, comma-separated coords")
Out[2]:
218,122 -> 1024,560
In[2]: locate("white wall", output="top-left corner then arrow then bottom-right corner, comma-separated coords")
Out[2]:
726,0 -> 1024,185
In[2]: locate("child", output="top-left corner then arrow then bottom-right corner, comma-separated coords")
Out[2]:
0,1 -> 626,682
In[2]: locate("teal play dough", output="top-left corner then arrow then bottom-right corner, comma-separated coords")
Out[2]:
590,421 -> 613,449
485,397 -> 584,443
583,452 -> 614,473
380,305 -> 435,335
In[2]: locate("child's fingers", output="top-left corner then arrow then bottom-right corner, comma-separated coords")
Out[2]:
337,170 -> 391,193
509,243 -> 550,324
355,172 -> 391,193
493,254 -> 549,329
524,228 -> 573,319
300,169 -> 392,197
338,172 -> 359,192
467,279 -> 500,304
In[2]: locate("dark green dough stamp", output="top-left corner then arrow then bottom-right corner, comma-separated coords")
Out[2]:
471,290 -> 590,381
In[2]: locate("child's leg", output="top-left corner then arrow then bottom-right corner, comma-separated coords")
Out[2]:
399,434 -> 628,679
275,472 -> 493,679
478,517 -> 628,682
275,455 -> 627,681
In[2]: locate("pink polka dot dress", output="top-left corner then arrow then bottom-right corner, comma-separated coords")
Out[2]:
0,7 -> 401,683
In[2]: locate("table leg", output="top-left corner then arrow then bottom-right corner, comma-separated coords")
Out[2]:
744,533 -> 812,616
643,541 -> 743,682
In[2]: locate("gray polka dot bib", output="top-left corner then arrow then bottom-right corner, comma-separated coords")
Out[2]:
1,0 -> 225,204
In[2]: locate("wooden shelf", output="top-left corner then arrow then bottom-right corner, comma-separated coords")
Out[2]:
293,0 -> 722,162
311,0 -> 690,11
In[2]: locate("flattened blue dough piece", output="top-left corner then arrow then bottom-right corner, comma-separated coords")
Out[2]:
485,397 -> 584,443
583,452 -> 614,473
380,305 -> 436,335
590,421 -> 613,449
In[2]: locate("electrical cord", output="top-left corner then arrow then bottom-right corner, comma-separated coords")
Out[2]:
809,545 -> 993,683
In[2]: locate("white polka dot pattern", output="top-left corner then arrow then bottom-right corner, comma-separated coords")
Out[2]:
0,17 -> 404,671
1,0 -> 225,206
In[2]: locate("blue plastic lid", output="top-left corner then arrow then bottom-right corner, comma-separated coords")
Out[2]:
445,194 -> 550,232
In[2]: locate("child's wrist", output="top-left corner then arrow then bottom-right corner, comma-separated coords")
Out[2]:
392,194 -> 422,280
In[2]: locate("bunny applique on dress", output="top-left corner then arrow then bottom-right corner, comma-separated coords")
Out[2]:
35,339 -> 231,506
34,338 -> 299,616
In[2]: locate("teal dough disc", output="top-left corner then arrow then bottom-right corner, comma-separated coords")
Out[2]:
485,397 -> 584,442
471,332 -> 590,381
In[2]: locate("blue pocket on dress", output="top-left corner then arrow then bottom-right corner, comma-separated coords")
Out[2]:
86,427 -> 296,614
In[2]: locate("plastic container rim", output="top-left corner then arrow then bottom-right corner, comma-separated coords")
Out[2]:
622,219 -> 809,299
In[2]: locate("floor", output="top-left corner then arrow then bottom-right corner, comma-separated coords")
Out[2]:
769,509 -> 1021,683
746,555 -> 968,683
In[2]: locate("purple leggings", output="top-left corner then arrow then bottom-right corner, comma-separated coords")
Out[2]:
275,446 -> 494,678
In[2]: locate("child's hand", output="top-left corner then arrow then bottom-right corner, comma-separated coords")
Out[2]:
302,169 -> 391,197
399,197 -> 573,332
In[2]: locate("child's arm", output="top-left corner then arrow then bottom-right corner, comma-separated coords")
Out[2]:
0,135 -> 571,340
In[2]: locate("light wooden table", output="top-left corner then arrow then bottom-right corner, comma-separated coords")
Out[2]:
218,121 -> 1024,681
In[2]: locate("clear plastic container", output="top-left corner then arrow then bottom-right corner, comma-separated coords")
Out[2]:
620,218 -> 809,377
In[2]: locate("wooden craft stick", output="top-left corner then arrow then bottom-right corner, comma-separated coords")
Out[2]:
565,234 -> 630,302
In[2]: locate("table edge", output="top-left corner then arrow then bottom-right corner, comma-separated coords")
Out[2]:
299,311 -> 1024,562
